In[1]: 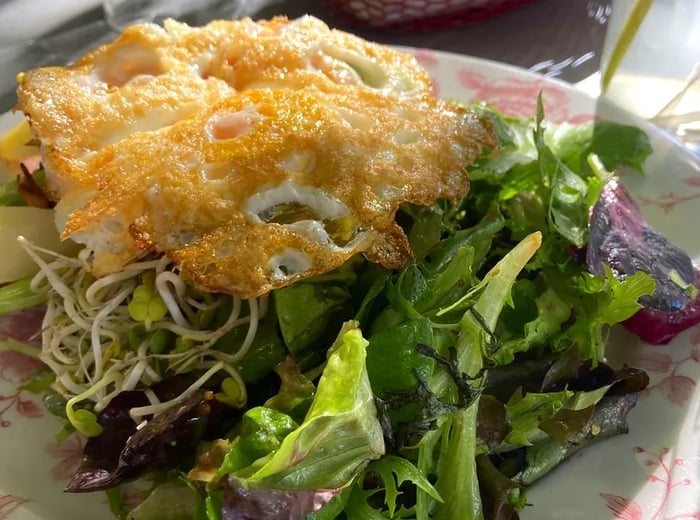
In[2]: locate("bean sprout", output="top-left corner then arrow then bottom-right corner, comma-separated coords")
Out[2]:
18,237 -> 267,420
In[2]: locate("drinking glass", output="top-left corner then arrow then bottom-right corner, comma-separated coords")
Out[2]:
601,0 -> 699,152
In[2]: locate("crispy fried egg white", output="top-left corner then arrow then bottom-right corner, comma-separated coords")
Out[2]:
16,16 -> 495,297
17,15 -> 430,197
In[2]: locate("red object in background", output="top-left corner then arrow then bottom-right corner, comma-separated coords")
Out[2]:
323,0 -> 536,31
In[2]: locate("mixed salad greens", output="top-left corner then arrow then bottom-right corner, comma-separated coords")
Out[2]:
1,98 -> 699,520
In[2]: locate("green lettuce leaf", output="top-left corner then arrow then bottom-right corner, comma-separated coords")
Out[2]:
250,321 -> 384,488
510,394 -> 640,486
273,266 -> 356,369
432,402 -> 483,520
205,322 -> 384,520
424,233 -> 543,520
504,390 -> 574,447
367,319 -> 435,396
558,267 -> 655,361
550,120 -> 652,175
533,98 -> 589,248
263,356 -> 315,421
127,481 -> 201,520
342,455 -> 442,519
212,407 -> 298,480
447,232 -> 543,377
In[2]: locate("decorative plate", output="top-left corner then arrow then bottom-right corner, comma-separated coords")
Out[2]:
0,49 -> 699,520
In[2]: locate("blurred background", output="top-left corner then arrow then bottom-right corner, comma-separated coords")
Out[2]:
0,0 -> 609,109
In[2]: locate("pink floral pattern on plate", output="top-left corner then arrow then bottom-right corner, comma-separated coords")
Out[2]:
47,434 -> 83,482
413,48 -> 594,124
639,173 -> 700,212
636,327 -> 700,407
598,326 -> 700,519
601,447 -> 700,520
457,69 -> 575,122
413,49 -> 440,69
0,495 -> 29,520
0,314 -> 44,427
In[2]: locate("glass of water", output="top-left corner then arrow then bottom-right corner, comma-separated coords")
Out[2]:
601,0 -> 699,150
103,0 -> 248,30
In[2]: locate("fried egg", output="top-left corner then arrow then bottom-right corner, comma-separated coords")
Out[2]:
17,15 -> 430,197
16,16 -> 495,297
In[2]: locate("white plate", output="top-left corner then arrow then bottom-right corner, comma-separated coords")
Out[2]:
1,49 -> 699,520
